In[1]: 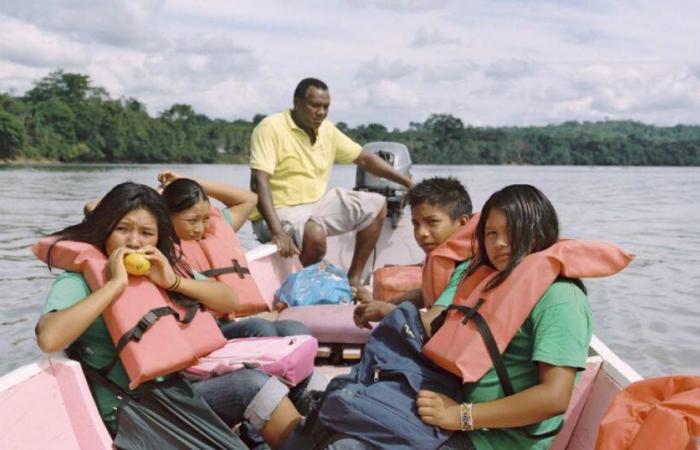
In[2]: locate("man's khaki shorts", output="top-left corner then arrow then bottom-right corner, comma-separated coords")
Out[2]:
252,187 -> 386,246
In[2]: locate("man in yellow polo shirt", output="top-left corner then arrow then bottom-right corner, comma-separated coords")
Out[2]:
249,77 -> 413,287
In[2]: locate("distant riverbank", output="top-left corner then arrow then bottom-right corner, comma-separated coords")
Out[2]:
3,71 -> 700,166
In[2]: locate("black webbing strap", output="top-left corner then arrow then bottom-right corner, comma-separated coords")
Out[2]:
115,306 -> 179,354
168,293 -> 204,324
448,301 -> 563,439
200,258 -> 250,279
99,306 -> 177,376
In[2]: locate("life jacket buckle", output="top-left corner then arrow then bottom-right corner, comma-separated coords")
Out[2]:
133,311 -> 159,342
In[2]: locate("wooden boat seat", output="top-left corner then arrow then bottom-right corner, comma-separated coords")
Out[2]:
278,304 -> 373,345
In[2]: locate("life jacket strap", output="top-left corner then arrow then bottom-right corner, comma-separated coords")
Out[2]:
168,293 -> 205,324
448,301 -> 563,440
200,259 -> 250,279
97,306 -> 177,376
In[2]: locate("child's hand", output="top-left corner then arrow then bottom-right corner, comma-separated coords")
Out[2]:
351,285 -> 374,304
417,390 -> 462,431
140,245 -> 178,290
157,170 -> 182,188
106,247 -> 129,292
353,301 -> 395,329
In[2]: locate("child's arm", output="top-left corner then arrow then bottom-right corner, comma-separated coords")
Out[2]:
37,247 -> 130,353
420,305 -> 446,337
196,178 -> 257,232
142,244 -> 238,314
352,288 -> 425,329
387,288 -> 423,308
353,301 -> 396,329
418,363 -> 577,430
158,170 -> 258,232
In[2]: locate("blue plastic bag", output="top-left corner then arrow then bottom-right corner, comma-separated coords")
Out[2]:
274,262 -> 353,307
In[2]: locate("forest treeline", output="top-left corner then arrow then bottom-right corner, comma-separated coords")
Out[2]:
1,71 -> 699,165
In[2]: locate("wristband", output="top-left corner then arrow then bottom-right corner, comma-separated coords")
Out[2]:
167,275 -> 181,291
460,402 -> 474,432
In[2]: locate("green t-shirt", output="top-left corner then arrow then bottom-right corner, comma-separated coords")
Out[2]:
433,260 -> 470,308
465,280 -> 593,450
41,271 -> 208,433
221,207 -> 234,227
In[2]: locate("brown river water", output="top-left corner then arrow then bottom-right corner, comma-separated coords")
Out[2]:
1,163 -> 698,378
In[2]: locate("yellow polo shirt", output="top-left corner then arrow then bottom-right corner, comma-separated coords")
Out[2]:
249,110 -> 362,221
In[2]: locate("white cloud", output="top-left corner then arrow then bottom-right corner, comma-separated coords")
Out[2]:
422,63 -> 478,83
355,58 -> 417,82
0,18 -> 90,68
485,59 -> 539,80
343,0 -> 447,11
2,0 -> 165,48
363,80 -> 419,109
412,26 -> 460,47
1,0 -> 700,127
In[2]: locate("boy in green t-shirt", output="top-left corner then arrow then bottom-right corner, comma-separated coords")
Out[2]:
353,176 -> 473,328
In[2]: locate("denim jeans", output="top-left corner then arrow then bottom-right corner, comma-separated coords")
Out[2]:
279,418 -> 379,450
193,367 -> 289,430
220,317 -> 310,339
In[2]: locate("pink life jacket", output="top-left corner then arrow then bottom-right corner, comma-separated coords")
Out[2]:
185,335 -> 318,386
421,213 -> 479,308
423,239 -> 634,383
179,206 -> 267,317
33,236 -> 226,389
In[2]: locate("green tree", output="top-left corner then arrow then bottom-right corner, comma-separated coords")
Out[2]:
0,111 -> 25,159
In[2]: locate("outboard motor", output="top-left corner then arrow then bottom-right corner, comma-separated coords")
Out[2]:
354,142 -> 412,228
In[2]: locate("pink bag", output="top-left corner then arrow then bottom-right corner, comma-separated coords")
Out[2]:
185,335 -> 318,386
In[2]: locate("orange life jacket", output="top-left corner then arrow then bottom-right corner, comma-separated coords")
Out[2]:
595,376 -> 700,450
372,265 -> 423,302
179,206 -> 266,317
421,213 -> 479,308
33,236 -> 226,389
423,239 -> 634,383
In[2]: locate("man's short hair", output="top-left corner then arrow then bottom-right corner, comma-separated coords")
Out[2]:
294,78 -> 328,99
407,177 -> 472,220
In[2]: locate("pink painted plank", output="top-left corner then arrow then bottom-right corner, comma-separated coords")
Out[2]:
0,368 -> 81,449
52,358 -> 113,449
0,358 -> 112,450
549,357 -> 602,450
247,248 -> 302,308
566,367 -> 624,450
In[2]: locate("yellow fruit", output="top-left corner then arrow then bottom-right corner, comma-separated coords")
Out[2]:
124,253 -> 151,276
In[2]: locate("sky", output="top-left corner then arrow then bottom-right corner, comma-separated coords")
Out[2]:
1,0 -> 700,129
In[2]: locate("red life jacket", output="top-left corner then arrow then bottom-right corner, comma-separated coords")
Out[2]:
33,236 -> 226,389
421,213 -> 479,308
179,206 -> 266,317
423,239 -> 634,383
596,376 -> 700,450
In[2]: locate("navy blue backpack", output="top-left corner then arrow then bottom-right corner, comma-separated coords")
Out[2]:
316,302 -> 463,450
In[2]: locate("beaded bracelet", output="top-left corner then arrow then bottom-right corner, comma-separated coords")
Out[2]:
459,402 -> 474,432
167,275 -> 181,291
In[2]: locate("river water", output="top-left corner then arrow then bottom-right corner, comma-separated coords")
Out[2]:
1,163 -> 698,378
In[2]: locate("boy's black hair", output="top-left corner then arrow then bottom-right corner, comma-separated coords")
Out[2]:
406,177 -> 472,220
